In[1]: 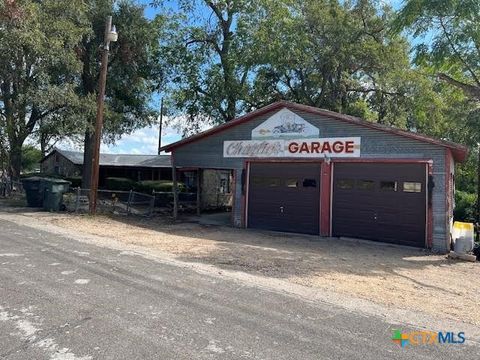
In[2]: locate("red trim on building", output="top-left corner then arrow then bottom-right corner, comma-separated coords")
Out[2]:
245,159 -> 324,164
332,158 -> 433,164
427,162 -> 434,248
243,161 -> 250,228
241,167 -> 246,227
320,161 -> 331,236
445,149 -> 452,250
231,169 -> 236,227
160,101 -> 468,162
227,158 -> 432,165
329,164 -> 334,237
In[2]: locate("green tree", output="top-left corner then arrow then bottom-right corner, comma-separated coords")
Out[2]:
159,0 -> 451,136
0,0 -> 89,179
155,0 -> 263,132
75,0 -> 164,188
394,0 -> 480,101
251,0 -> 435,128
35,112 -> 84,156
21,145 -> 42,173
394,0 -> 480,219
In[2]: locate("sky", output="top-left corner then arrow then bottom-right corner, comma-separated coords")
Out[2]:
104,122 -> 180,155
86,0 -> 407,155
59,119 -> 182,155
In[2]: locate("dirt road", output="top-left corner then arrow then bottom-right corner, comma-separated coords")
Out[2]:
6,210 -> 479,327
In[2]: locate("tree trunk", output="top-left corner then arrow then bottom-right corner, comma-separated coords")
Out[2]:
40,132 -> 49,157
477,145 -> 480,237
82,129 -> 94,189
0,138 -> 7,175
220,53 -> 236,121
9,143 -> 22,180
0,151 -> 6,175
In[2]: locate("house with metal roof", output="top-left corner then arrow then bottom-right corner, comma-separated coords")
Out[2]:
40,149 -> 172,185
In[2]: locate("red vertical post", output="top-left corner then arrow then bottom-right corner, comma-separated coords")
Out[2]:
320,161 -> 332,236
230,169 -> 235,226
427,162 -> 434,248
172,152 -> 178,220
444,150 -> 452,250
243,161 -> 250,228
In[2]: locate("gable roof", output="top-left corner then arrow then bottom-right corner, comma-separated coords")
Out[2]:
161,101 -> 468,162
42,149 -> 171,168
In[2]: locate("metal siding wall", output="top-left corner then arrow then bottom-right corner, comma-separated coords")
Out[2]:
173,108 -> 448,251
233,169 -> 243,226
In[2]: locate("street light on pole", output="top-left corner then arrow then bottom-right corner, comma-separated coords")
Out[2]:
89,16 -> 118,214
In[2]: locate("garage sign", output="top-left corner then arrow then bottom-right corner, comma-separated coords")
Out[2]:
223,137 -> 361,158
251,108 -> 319,139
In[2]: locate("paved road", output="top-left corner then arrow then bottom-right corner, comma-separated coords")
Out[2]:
0,219 -> 478,360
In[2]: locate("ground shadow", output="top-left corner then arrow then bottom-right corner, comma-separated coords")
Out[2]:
69,210 -> 472,285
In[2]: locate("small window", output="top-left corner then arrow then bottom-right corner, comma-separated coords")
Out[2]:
357,180 -> 375,190
251,177 -> 282,187
183,171 -> 196,189
337,179 -> 355,189
251,177 -> 267,186
286,179 -> 298,188
303,179 -> 317,188
219,172 -> 231,194
380,181 -> 397,191
403,182 -> 422,193
268,177 -> 281,187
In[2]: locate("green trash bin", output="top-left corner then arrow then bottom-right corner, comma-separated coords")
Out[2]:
21,177 -> 45,207
43,179 -> 71,211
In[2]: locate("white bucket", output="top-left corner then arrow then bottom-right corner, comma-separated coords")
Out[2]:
452,222 -> 474,254
454,236 -> 474,254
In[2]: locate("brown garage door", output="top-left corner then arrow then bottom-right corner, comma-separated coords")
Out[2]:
248,163 -> 320,235
332,163 -> 426,247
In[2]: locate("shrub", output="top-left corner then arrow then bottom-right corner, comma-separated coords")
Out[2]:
20,172 -> 63,179
105,177 -> 136,191
136,180 -> 186,194
65,176 -> 82,188
454,191 -> 476,222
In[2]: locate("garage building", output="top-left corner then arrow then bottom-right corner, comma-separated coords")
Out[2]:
161,101 -> 468,253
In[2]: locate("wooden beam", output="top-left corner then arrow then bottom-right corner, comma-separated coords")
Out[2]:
158,98 -> 164,155
320,161 -> 331,236
448,251 -> 477,262
196,169 -> 202,216
172,154 -> 178,220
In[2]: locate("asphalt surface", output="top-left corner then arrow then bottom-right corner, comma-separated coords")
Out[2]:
0,218 -> 478,360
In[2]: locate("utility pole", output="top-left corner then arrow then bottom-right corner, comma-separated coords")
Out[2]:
89,16 -> 117,214
477,143 -> 480,242
157,98 -> 164,155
